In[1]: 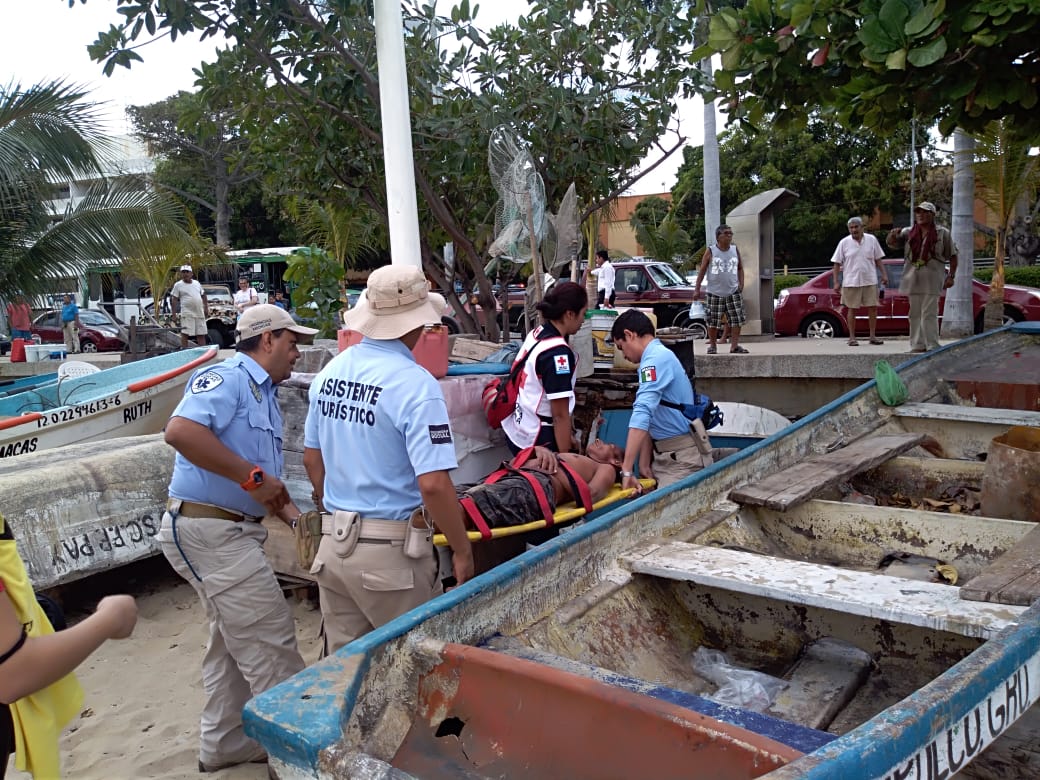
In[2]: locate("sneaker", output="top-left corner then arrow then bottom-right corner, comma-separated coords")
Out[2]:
706,345 -> 717,354
199,751 -> 268,773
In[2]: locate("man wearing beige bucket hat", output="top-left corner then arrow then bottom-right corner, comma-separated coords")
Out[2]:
303,265 -> 473,652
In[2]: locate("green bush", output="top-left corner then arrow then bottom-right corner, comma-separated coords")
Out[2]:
774,274 -> 810,297
973,266 -> 1040,288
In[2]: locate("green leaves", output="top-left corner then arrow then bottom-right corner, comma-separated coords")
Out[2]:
707,0 -> 1040,137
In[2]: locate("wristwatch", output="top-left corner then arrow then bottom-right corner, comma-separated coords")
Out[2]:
240,466 -> 265,491
620,470 -> 634,478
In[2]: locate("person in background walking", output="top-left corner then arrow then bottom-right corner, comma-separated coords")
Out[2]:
60,293 -> 81,354
6,295 -> 31,342
830,217 -> 889,346
592,249 -> 616,308
694,225 -> 749,354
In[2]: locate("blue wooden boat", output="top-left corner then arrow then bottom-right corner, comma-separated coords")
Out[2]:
0,371 -> 58,396
247,324 -> 1040,779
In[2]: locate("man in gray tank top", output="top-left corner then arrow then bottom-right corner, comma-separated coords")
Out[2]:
693,225 -> 749,354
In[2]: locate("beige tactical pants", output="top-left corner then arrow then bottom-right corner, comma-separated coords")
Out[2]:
310,518 -> 439,654
653,432 -> 739,488
158,513 -> 305,767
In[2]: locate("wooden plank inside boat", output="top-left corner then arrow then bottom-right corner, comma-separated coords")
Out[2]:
622,541 -> 1024,639
892,402 -> 1040,428
728,433 -> 930,511
961,524 -> 1040,607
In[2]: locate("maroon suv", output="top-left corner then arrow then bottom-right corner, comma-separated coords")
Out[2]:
774,259 -> 1040,338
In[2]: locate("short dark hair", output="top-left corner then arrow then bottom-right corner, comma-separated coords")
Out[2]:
610,308 -> 655,341
236,328 -> 286,353
596,249 -> 609,262
715,224 -> 733,239
536,281 -> 588,321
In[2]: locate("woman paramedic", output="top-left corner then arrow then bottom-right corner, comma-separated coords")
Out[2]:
501,281 -> 588,454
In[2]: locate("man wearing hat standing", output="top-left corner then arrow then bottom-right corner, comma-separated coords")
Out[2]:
899,202 -> 958,353
303,265 -> 474,653
170,265 -> 210,349
158,304 -> 316,773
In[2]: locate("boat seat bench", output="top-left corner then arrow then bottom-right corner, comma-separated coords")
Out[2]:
961,524 -> 1040,607
893,402 -> 1040,428
483,636 -> 837,755
728,433 -> 931,511
621,541 -> 1025,640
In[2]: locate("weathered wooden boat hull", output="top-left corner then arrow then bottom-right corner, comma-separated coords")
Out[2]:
242,324 -> 1040,779
0,347 -> 217,459
0,434 -> 173,589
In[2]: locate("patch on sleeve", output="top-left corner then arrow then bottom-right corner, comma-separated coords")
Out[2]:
428,423 -> 453,445
248,377 -> 262,403
190,370 -> 224,394
553,354 -> 571,374
639,366 -> 657,383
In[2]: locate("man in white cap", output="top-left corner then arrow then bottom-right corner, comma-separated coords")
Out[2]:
170,264 -> 210,349
899,202 -> 958,353
303,265 -> 474,653
158,304 -> 317,773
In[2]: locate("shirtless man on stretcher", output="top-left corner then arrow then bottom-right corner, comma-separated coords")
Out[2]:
453,440 -> 635,533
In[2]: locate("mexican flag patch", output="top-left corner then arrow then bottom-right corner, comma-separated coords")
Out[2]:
640,366 -> 657,383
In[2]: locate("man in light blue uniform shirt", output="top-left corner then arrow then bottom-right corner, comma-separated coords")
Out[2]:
611,309 -> 733,490
158,304 -> 316,774
304,265 -> 474,653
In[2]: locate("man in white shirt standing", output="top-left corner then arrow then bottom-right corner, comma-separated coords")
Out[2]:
592,249 -> 616,308
170,265 -> 210,349
831,217 -> 889,347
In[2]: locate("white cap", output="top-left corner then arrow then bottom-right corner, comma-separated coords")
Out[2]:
236,304 -> 319,341
179,264 -> 193,272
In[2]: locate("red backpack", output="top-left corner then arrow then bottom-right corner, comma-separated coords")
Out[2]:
481,335 -> 566,429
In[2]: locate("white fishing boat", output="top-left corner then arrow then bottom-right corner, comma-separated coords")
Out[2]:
243,323 -> 1040,780
0,347 -> 218,459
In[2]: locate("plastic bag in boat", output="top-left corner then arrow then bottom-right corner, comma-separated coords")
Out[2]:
874,359 -> 908,406
692,647 -> 787,712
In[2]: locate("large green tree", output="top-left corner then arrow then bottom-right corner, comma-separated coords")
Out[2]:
672,119 -> 919,268
705,0 -> 1040,138
0,79 -> 202,300
127,90 -> 295,248
85,0 -> 702,337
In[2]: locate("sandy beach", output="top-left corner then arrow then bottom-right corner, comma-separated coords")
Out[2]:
6,558 -> 324,780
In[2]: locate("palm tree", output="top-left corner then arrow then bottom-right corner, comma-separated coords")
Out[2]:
970,119 -> 1040,331
0,79 -> 198,300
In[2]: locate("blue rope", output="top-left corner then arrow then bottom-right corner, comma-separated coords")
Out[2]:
169,511 -> 203,583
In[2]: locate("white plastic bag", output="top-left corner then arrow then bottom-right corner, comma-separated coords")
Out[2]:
692,646 -> 787,712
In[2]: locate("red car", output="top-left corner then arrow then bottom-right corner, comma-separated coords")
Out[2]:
31,308 -> 128,352
774,259 -> 1040,338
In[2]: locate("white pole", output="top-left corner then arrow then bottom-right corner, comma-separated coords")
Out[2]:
374,0 -> 421,268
